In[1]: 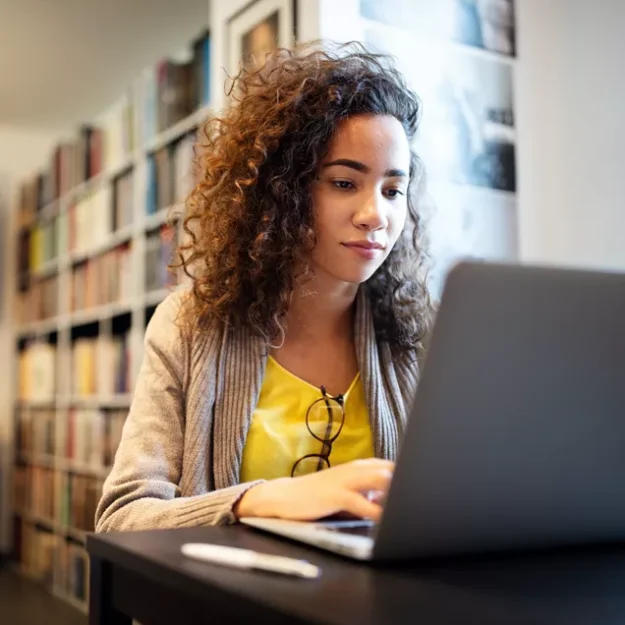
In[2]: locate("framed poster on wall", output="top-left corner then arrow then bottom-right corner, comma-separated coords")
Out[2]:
452,0 -> 516,57
227,0 -> 297,74
360,0 -> 515,57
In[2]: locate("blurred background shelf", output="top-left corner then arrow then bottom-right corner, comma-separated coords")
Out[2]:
60,394 -> 133,408
8,14 -> 211,617
68,222 -> 135,265
144,207 -> 172,231
146,103 -> 211,154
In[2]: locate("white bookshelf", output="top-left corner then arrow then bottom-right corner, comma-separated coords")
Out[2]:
11,33 -> 212,614
145,103 -> 212,154
59,394 -> 134,409
32,258 -> 59,280
68,222 -> 134,265
144,206 -> 172,231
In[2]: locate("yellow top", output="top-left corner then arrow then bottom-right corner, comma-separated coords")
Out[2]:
240,356 -> 375,482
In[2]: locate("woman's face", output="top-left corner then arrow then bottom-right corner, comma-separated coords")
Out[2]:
310,114 -> 411,286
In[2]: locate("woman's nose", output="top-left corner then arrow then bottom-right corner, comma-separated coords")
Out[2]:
354,192 -> 387,231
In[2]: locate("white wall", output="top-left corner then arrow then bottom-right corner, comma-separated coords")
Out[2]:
0,125 -> 59,550
516,0 -> 625,271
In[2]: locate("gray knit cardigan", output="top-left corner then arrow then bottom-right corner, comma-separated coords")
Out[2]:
95,288 -> 421,532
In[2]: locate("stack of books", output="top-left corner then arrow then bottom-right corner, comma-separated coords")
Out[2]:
70,244 -> 134,311
71,333 -> 131,397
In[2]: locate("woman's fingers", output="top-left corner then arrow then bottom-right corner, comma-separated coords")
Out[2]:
365,489 -> 386,505
339,490 -> 383,522
344,460 -> 395,493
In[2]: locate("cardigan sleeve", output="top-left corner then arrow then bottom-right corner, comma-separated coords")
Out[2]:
94,291 -> 262,532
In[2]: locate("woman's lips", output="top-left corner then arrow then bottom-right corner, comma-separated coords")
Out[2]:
341,242 -> 385,260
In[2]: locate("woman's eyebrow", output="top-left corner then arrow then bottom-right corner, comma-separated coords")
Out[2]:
323,159 -> 407,178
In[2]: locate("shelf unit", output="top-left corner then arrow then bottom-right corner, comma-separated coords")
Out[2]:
10,37 -> 212,614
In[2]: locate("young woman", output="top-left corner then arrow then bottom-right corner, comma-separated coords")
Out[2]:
95,43 -> 433,532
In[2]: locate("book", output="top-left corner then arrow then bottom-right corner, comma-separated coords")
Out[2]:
70,333 -> 131,397
70,243 -> 133,311
157,59 -> 194,133
173,132 -> 197,200
16,406 -> 55,457
154,145 -> 174,211
97,335 -> 131,395
192,30 -> 211,108
72,339 -> 97,397
18,341 -> 57,401
103,91 -> 136,171
67,185 -> 112,257
112,169 -> 134,231
13,519 -> 58,586
145,226 -> 178,292
146,131 -> 196,218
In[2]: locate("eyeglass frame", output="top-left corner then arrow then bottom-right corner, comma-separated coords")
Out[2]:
290,385 -> 346,477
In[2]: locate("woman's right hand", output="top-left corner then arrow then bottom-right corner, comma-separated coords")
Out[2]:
234,459 -> 394,522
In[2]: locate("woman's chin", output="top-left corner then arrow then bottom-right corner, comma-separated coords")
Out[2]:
331,268 -> 379,285
309,256 -> 382,286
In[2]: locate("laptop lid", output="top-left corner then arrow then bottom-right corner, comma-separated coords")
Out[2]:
373,261 -> 625,560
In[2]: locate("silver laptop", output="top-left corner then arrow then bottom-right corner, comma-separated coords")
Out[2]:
241,261 -> 625,560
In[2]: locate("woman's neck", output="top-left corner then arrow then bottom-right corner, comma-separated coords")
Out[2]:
284,275 -> 359,344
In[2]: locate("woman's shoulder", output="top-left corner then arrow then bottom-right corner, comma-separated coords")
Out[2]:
146,286 -> 222,351
144,287 -> 227,389
146,287 -> 191,339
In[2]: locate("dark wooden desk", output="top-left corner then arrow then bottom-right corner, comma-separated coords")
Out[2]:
87,526 -> 625,625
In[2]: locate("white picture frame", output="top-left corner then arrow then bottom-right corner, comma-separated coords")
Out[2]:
227,0 -> 297,76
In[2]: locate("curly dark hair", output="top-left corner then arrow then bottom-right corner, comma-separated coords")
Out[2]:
176,41 -> 433,352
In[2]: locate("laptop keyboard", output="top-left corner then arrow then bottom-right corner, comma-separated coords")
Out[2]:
317,520 -> 378,537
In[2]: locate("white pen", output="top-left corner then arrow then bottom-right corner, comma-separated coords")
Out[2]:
181,543 -> 321,579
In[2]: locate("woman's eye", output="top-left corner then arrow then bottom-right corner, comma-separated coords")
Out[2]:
385,188 -> 404,199
332,180 -> 355,190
